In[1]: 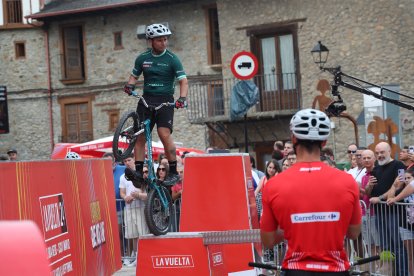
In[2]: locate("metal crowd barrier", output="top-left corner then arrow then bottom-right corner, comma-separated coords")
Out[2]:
115,198 -> 182,265
115,197 -> 413,275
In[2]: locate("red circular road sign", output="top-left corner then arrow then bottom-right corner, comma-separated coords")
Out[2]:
231,51 -> 258,80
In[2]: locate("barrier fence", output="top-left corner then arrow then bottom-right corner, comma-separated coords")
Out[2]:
115,198 -> 182,266
115,198 -> 413,275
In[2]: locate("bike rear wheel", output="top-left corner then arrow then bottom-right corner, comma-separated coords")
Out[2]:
144,186 -> 173,236
113,111 -> 141,161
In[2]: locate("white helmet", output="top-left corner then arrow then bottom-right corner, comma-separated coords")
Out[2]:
65,152 -> 81,159
146,23 -> 172,39
290,109 -> 331,141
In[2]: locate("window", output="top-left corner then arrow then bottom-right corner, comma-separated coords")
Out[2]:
14,41 -> 25,59
60,25 -> 86,83
249,23 -> 301,111
205,5 -> 221,65
59,97 -> 93,143
108,110 -> 119,131
113,32 -> 123,50
4,0 -> 23,24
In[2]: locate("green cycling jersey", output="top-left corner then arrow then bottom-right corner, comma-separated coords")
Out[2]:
132,49 -> 186,96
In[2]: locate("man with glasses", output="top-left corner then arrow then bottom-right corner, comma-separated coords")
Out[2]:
344,143 -> 358,171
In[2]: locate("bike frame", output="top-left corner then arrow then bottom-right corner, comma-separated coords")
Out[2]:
142,117 -> 170,209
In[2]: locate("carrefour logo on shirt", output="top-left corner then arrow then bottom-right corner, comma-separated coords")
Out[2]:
291,212 -> 340,223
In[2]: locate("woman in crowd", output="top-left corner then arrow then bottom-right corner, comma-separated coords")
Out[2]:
255,159 -> 281,198
281,158 -> 290,171
156,164 -> 169,182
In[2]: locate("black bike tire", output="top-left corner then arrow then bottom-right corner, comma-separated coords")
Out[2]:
112,111 -> 140,161
144,186 -> 173,236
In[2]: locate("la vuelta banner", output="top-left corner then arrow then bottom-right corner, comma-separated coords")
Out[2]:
0,159 -> 121,276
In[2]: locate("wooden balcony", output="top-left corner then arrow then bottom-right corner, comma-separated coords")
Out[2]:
187,73 -> 301,124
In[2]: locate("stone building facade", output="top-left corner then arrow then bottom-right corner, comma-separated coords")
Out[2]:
1,0 -> 413,169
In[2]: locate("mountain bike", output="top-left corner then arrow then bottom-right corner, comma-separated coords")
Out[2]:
112,91 -> 175,236
248,255 -> 380,276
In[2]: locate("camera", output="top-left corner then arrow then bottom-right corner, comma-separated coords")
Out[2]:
325,100 -> 347,116
409,145 -> 414,154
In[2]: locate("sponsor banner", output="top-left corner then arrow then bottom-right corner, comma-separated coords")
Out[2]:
207,244 -> 226,276
0,159 -> 121,275
137,236 -> 210,275
291,212 -> 340,223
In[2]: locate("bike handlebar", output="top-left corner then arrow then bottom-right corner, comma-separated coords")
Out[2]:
131,91 -> 175,110
249,255 -> 380,271
248,262 -> 279,270
350,255 -> 380,266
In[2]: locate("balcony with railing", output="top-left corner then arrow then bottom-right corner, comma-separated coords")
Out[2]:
187,73 -> 301,124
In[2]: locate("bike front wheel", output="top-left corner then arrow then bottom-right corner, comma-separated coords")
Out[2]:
144,186 -> 173,236
113,111 -> 141,161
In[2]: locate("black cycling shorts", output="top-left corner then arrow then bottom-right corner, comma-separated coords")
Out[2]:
282,270 -> 349,276
136,94 -> 175,133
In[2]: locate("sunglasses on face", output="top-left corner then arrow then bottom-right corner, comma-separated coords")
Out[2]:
143,170 -> 149,174
157,168 -> 166,172
347,150 -> 357,154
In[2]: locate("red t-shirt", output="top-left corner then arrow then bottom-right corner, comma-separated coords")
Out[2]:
260,162 -> 361,272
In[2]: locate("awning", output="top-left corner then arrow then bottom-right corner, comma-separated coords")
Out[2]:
27,0 -> 162,20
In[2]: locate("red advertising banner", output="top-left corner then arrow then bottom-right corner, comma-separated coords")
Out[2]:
0,159 -> 121,276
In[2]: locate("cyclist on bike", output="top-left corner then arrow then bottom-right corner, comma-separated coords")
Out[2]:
123,23 -> 188,186
260,109 -> 361,276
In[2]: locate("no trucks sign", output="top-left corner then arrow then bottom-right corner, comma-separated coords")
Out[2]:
230,51 -> 258,80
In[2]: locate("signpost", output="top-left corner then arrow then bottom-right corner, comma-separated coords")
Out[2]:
230,52 -> 259,152
230,51 -> 258,80
0,86 -> 9,134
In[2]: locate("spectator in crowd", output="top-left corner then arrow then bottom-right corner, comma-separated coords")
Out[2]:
347,147 -> 367,186
0,154 -> 9,161
320,155 -> 336,168
387,168 -> 414,276
286,151 -> 297,165
283,141 -> 293,157
171,165 -> 184,231
359,149 -> 380,258
119,153 -> 149,267
344,143 -> 358,171
103,152 -> 126,257
255,159 -> 281,197
281,158 -> 290,171
321,147 -> 335,161
250,155 -> 264,190
181,150 -> 190,161
65,152 -> 81,159
274,140 -> 284,151
7,149 -> 18,161
260,109 -> 361,275
399,146 -> 414,170
156,164 -> 169,182
250,155 -> 265,183
368,141 -> 408,276
350,154 -> 357,170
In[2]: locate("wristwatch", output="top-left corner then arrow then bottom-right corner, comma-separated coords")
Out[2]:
378,194 -> 385,200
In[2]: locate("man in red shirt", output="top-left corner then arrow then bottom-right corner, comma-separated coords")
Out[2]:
260,109 -> 361,275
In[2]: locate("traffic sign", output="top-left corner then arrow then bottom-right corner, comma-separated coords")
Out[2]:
230,51 -> 258,80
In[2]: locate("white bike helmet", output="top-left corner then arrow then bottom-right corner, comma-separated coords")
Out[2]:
65,151 -> 81,159
146,23 -> 172,39
290,109 -> 331,141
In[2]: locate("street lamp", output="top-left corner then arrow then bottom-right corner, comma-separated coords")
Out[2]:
311,41 -> 329,70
